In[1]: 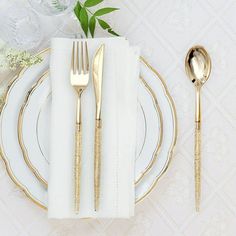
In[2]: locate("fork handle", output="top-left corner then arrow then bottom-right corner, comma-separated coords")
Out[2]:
75,122 -> 82,214
94,119 -> 102,211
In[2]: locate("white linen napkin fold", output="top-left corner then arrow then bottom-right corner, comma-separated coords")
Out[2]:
48,37 -> 139,218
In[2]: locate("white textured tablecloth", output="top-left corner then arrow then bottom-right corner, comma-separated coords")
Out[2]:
1,0 -> 236,235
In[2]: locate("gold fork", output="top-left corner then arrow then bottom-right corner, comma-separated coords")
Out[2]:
70,41 -> 90,213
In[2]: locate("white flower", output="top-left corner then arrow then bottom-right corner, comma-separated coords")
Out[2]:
0,48 -> 42,71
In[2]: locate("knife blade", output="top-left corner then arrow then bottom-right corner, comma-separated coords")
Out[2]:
93,44 -> 105,120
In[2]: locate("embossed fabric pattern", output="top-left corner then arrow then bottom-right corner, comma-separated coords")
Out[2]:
0,0 -> 236,235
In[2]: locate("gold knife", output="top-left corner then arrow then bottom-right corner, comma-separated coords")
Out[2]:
93,44 -> 105,211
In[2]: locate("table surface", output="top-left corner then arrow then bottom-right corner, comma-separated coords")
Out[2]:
1,0 -> 236,235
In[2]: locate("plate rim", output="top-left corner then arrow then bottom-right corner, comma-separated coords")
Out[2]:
136,57 -> 177,204
135,76 -> 163,184
18,71 -> 49,187
0,48 -> 49,209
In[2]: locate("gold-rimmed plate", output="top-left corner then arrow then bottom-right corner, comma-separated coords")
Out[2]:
0,49 -> 177,209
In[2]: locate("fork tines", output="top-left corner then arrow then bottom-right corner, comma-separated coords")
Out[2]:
71,41 -> 89,76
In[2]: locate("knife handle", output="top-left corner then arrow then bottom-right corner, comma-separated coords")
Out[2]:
195,121 -> 201,212
94,119 -> 102,211
75,123 -> 82,213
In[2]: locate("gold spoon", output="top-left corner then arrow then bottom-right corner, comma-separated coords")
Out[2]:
185,45 -> 211,212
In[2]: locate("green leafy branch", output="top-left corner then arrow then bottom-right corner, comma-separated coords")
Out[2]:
74,0 -> 119,38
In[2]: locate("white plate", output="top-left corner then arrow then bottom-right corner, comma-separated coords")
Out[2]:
0,49 -> 177,209
18,71 -> 162,186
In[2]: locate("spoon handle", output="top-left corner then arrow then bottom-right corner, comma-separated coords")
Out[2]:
195,87 -> 201,212
195,121 -> 201,212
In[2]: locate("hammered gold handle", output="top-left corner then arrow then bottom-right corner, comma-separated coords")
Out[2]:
94,119 -> 102,211
75,123 -> 82,213
195,121 -> 201,212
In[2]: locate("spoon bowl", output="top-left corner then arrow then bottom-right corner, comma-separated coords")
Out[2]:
185,46 -> 211,88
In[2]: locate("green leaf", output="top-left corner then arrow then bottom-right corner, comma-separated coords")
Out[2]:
98,19 -> 110,29
94,7 -> 119,16
108,28 -> 119,36
79,7 -> 89,37
98,19 -> 119,36
74,1 -> 82,19
89,16 -> 96,37
84,0 -> 103,7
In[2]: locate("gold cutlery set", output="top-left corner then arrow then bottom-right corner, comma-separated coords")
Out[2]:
185,45 -> 212,212
71,41 -> 105,213
69,41 -> 212,214
70,41 -> 212,213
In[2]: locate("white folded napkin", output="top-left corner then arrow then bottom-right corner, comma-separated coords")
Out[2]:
48,37 -> 139,218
